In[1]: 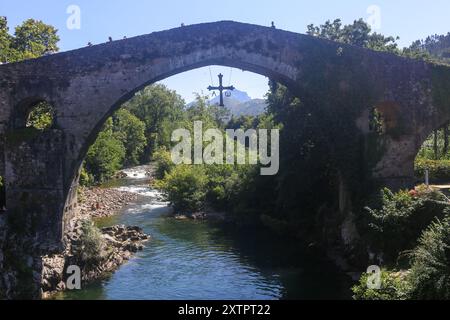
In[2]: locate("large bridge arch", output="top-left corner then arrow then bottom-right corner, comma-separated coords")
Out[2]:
1,20 -> 450,299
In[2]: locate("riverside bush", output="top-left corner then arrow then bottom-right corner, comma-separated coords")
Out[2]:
409,216 -> 450,299
156,165 -> 208,213
352,269 -> 411,300
73,220 -> 106,268
365,187 -> 449,262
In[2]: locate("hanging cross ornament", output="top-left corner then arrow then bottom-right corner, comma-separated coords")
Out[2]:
207,73 -> 235,107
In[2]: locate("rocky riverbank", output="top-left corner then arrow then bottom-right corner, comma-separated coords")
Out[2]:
42,219 -> 149,298
78,187 -> 139,218
42,178 -> 150,298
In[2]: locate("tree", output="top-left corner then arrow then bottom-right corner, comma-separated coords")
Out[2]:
112,109 -> 147,166
84,119 -> 126,183
0,16 -> 13,63
228,115 -> 258,130
185,93 -> 226,128
404,33 -> 450,64
156,165 -> 208,213
307,18 -> 399,53
12,19 -> 59,60
0,17 -> 59,63
124,84 -> 186,160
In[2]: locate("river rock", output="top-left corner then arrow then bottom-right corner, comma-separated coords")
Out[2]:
78,187 -> 139,218
41,255 -> 66,292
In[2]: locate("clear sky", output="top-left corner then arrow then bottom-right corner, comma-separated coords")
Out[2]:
1,0 -> 449,102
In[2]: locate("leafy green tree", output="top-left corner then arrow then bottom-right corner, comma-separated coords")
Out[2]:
184,93 -> 228,130
112,109 -> 146,166
402,40 -> 434,62
156,165 -> 208,213
0,16 -> 13,63
307,18 -> 399,53
227,115 -> 258,130
12,18 -> 59,60
0,17 -> 59,63
404,33 -> 450,64
84,119 -> 126,183
124,84 -> 186,160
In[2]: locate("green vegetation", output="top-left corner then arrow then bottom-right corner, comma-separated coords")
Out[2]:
415,123 -> 450,182
352,269 -> 411,300
72,220 -> 106,268
111,109 -> 147,167
307,18 -> 399,53
153,148 -> 175,180
415,158 -> 450,182
345,27 -> 450,300
307,18 -> 450,65
352,185 -> 450,300
405,33 -> 450,65
364,186 -> 448,263
0,16 -> 59,63
81,85 -> 186,185
84,119 -> 126,184
153,94 -> 262,217
409,216 -> 450,299
123,84 -> 186,162
26,101 -> 54,130
353,213 -> 450,300
156,165 -> 209,212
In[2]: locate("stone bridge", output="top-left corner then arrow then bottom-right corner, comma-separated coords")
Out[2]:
0,21 -> 449,298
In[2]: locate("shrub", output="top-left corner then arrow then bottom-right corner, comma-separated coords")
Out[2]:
156,165 -> 208,213
408,216 -> 450,299
79,165 -> 93,187
352,269 -> 411,300
415,158 -> 450,183
153,148 -> 175,180
365,187 -> 449,262
73,220 -> 106,268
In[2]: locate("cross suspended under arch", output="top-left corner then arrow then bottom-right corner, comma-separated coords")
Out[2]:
207,73 -> 235,107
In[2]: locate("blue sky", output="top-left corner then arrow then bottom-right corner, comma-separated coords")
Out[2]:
2,0 -> 449,101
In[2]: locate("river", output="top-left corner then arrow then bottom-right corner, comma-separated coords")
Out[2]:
54,166 -> 352,300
